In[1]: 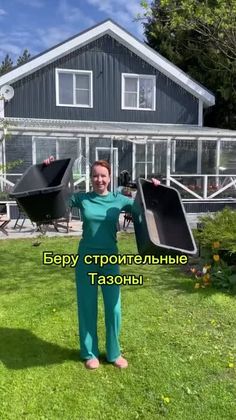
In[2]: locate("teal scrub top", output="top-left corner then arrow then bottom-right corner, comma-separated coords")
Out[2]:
69,191 -> 136,253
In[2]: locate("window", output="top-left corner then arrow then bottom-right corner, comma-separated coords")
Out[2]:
122,74 -> 156,111
56,69 -> 93,107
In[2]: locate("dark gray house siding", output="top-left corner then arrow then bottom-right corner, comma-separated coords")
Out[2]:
5,35 -> 198,124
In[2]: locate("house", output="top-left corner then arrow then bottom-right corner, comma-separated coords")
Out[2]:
0,19 -> 236,218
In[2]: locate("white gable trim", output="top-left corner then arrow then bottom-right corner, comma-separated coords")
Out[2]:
0,20 -> 215,107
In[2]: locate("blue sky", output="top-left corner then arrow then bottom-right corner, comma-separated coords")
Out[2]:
0,0 -> 145,64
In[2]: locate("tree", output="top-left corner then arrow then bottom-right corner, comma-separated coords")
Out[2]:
17,49 -> 31,66
0,49 -> 31,76
138,0 -> 236,129
0,54 -> 14,76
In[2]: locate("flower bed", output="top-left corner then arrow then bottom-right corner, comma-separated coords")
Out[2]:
187,208 -> 236,290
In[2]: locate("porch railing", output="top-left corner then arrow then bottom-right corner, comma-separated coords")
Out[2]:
0,173 -> 86,193
1,173 -> 236,201
167,174 -> 236,200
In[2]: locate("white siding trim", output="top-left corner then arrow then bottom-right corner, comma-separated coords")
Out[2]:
132,143 -> 136,180
85,135 -> 90,192
0,99 -> 4,118
0,20 -> 215,107
32,137 -> 36,164
166,137 -> 172,186
198,99 -> 203,126
0,134 -> 3,190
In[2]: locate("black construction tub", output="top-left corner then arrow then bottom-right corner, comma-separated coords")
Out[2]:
133,178 -> 197,257
10,158 -> 74,223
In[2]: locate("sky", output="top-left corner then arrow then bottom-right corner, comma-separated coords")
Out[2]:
0,0 -> 146,64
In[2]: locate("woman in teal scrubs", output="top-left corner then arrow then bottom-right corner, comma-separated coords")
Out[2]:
70,160 -> 135,369
71,160 -> 160,369
44,157 -> 159,369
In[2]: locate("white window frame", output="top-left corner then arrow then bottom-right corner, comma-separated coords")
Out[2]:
121,73 -> 156,111
135,143 -> 154,178
55,68 -> 93,108
32,136 -> 84,163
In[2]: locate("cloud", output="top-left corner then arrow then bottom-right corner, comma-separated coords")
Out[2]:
35,26 -> 74,49
33,0 -> 142,57
58,0 -> 95,25
85,0 -> 143,19
0,43 -> 21,58
125,0 -> 144,18
0,8 -> 7,16
85,0 -> 144,38
0,29 -> 38,62
85,0 -> 113,15
0,0 -> 145,64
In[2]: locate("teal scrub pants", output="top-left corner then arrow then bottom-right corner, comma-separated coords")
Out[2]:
75,254 -> 121,362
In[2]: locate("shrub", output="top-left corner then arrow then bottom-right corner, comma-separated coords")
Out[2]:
191,208 -> 236,290
195,207 -> 236,254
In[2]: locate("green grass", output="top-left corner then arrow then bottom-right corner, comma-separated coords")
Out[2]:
0,233 -> 236,420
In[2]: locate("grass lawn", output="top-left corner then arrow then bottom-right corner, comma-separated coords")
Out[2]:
0,233 -> 235,420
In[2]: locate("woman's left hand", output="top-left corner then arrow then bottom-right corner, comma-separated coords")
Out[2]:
151,178 -> 161,186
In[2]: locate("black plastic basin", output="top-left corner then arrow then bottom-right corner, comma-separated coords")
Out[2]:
10,158 -> 74,223
134,178 -> 197,257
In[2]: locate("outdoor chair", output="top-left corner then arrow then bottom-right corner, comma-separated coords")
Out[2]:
123,212 -> 133,230
52,206 -> 72,233
0,204 -> 10,235
36,207 -> 72,234
121,187 -> 134,231
13,204 -> 34,231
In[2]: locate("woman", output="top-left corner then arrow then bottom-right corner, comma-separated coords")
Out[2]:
45,157 -> 159,369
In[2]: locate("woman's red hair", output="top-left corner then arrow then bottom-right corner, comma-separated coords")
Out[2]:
91,160 -> 111,176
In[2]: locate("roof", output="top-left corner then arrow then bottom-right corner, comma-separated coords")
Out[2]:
0,19 -> 215,107
6,117 -> 236,139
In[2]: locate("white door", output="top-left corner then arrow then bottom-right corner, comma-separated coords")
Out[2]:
95,147 -> 118,191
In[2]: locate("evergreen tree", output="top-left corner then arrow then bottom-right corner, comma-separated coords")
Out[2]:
17,49 -> 31,66
0,54 -> 14,76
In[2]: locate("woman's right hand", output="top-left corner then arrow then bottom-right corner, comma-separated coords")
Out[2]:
43,156 -> 55,165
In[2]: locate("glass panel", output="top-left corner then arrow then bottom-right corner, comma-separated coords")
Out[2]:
76,89 -> 90,105
139,78 -> 153,109
57,139 -> 78,159
147,143 -> 153,162
220,140 -> 236,173
76,74 -> 90,89
154,141 -> 167,176
147,163 -> 153,177
136,144 -> 145,162
95,146 -> 118,191
35,139 -> 56,163
136,162 -> 145,178
124,92 -> 137,107
201,140 -> 217,174
125,77 -> 137,92
72,138 -> 86,185
97,149 -> 111,163
58,73 -> 73,104
219,141 -> 236,198
175,140 -> 197,174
